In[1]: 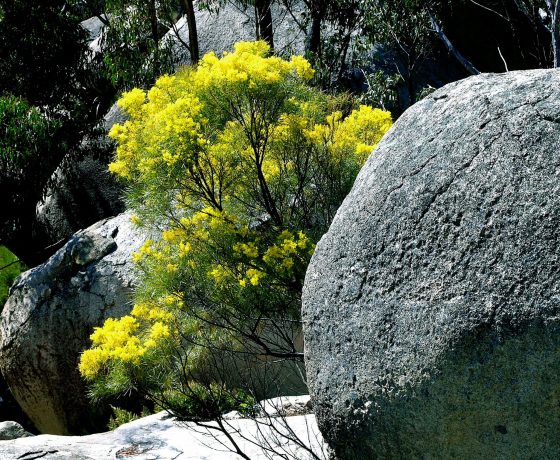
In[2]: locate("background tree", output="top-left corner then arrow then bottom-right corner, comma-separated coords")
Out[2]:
433,0 -> 552,70
0,0 -> 106,266
497,0 -> 559,66
177,0 -> 200,63
0,0 -> 89,111
361,0 -> 434,105
201,0 -> 275,48
354,0 -> 557,113
0,96 -> 70,265
277,0 -> 364,88
97,0 -> 178,89
91,0 -> 202,89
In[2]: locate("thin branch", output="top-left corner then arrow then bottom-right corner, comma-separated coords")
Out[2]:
0,259 -> 21,272
170,17 -> 192,53
498,47 -> 509,71
427,8 -> 480,75
467,0 -> 509,21
96,14 -> 111,27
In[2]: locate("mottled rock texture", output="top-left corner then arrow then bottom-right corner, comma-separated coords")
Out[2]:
0,212 -> 145,435
35,103 -> 127,249
0,421 -> 33,440
0,409 -> 324,460
302,69 -> 560,459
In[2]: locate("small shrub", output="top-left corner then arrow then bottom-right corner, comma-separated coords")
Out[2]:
107,405 -> 150,430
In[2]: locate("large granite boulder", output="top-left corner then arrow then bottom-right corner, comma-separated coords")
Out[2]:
302,69 -> 560,459
34,103 -> 127,250
164,2 -> 306,65
0,212 -> 145,435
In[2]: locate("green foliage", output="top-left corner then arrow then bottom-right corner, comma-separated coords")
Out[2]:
359,0 -> 434,106
0,0 -> 115,264
360,70 -> 403,113
0,0 -> 89,109
80,41 -> 392,418
361,0 -> 432,61
101,0 -> 180,89
158,383 -> 256,421
0,95 -> 68,259
0,246 -> 24,306
107,405 -> 151,429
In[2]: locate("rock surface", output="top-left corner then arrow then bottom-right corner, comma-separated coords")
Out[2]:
164,2 -> 305,65
303,69 -> 560,459
35,156 -> 125,246
0,212 -> 145,435
258,394 -> 312,418
35,103 -> 126,250
80,15 -> 107,55
0,422 -> 33,441
0,410 -> 324,460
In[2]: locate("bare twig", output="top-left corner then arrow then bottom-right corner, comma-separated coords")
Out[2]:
467,0 -> 509,21
427,8 -> 480,75
498,47 -> 509,71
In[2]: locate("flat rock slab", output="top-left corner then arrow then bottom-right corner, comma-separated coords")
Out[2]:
0,412 -> 324,460
303,69 -> 560,458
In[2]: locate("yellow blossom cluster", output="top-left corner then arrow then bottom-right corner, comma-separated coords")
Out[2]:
262,230 -> 314,274
79,297 -> 176,379
79,316 -> 144,379
305,105 -> 393,165
108,90 -> 205,180
80,41 -> 393,384
192,41 -> 314,92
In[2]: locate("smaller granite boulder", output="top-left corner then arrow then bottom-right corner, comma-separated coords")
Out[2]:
35,102 -> 127,250
0,421 -> 33,440
0,212 -> 146,435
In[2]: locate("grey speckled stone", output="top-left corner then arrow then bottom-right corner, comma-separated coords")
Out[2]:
0,410 -> 325,460
0,212 -> 146,435
302,69 -> 560,459
0,421 -> 33,440
35,103 -> 127,246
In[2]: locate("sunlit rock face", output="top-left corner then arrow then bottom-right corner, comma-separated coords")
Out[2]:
0,212 -> 144,435
303,69 -> 560,459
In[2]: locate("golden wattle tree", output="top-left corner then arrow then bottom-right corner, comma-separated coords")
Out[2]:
80,41 -> 392,418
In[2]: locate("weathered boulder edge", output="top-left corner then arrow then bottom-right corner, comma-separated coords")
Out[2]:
0,212 -> 145,435
303,69 -> 560,459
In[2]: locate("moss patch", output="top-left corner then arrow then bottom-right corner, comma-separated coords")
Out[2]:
0,246 -> 24,307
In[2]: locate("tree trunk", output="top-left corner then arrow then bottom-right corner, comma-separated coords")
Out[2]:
308,11 -> 322,55
180,0 -> 200,63
148,0 -> 160,75
255,0 -> 274,49
427,8 -> 480,75
553,0 -> 560,67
